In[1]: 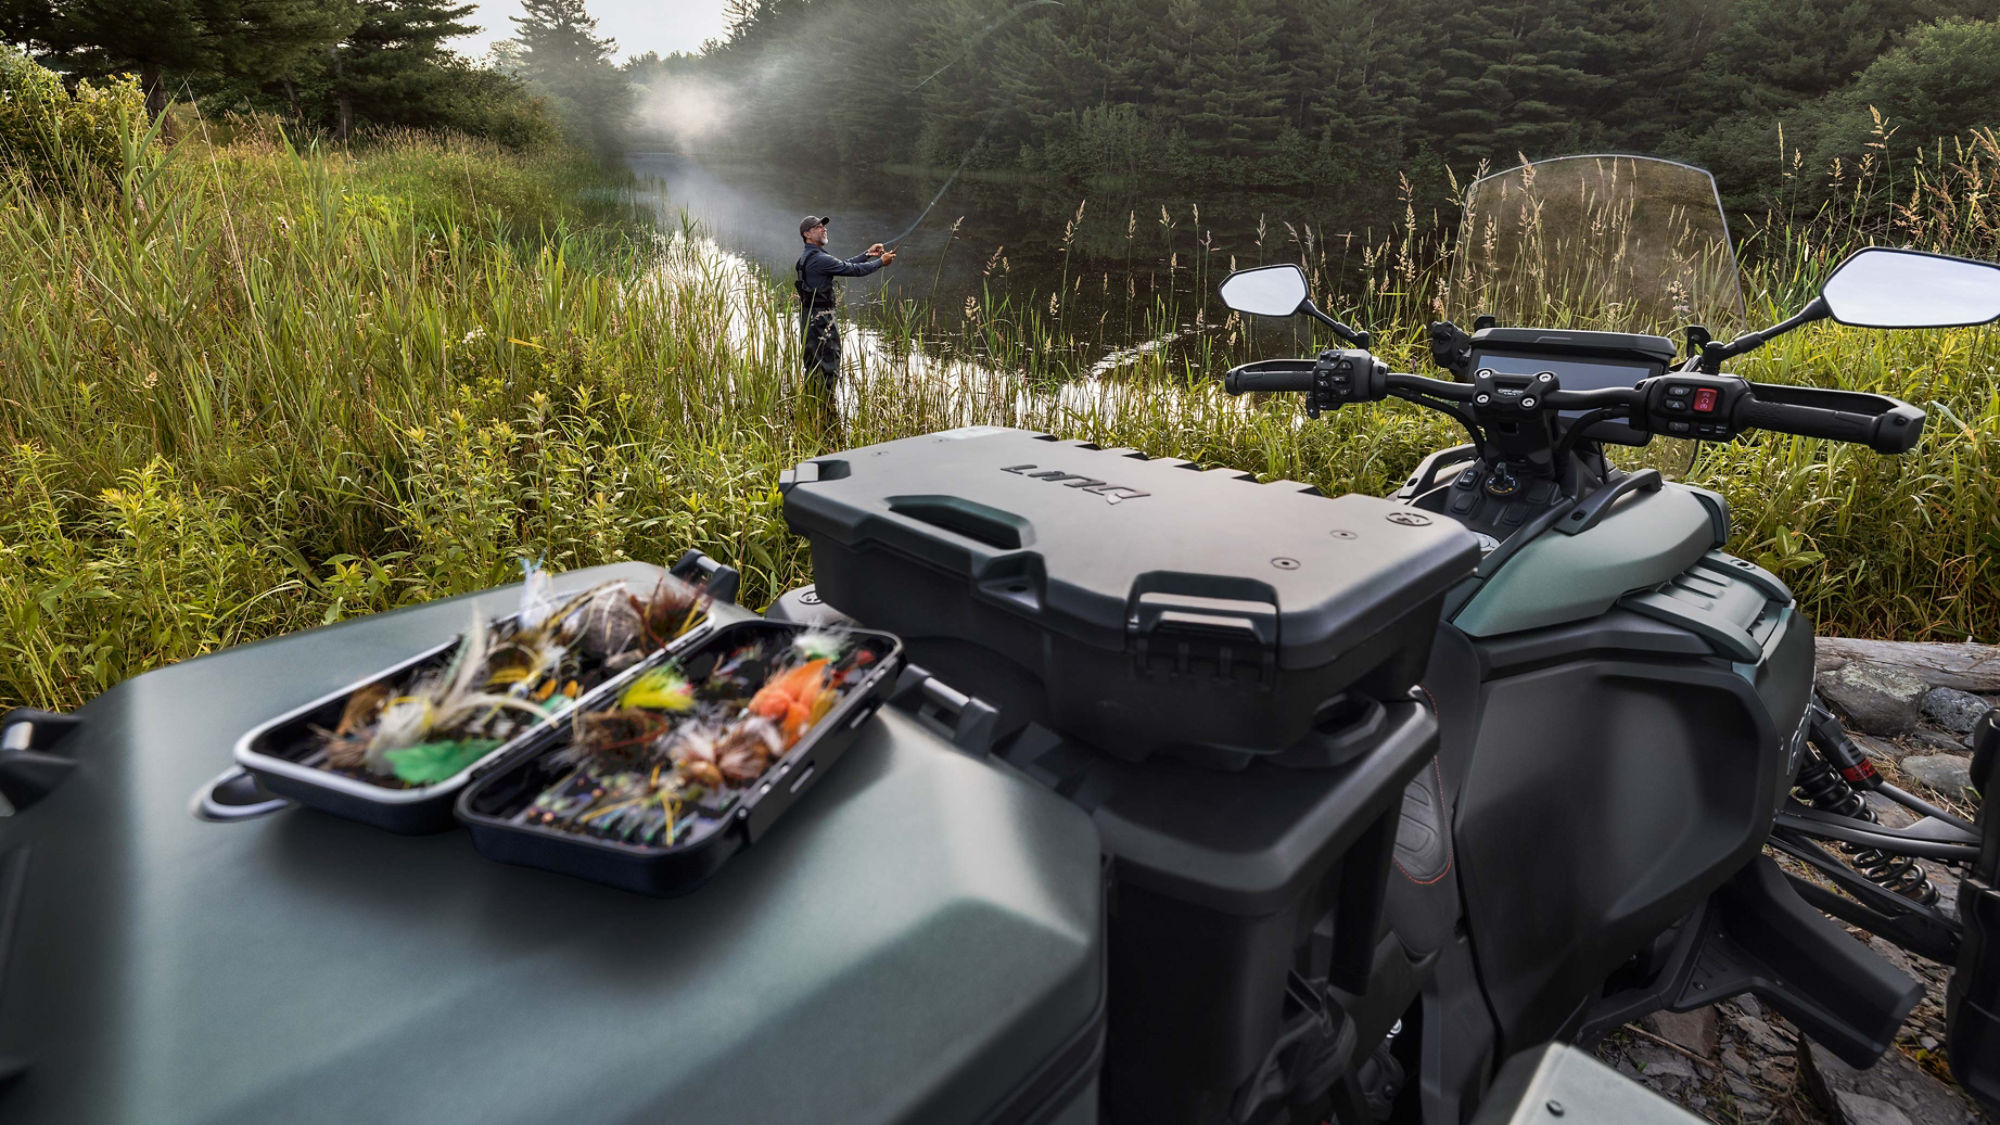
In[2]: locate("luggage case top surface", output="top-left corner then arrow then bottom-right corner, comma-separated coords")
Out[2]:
780,428 -> 1482,671
0,564 -> 1104,1125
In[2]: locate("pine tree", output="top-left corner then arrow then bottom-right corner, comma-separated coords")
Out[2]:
328,0 -> 477,139
505,0 -> 630,153
0,0 -> 357,119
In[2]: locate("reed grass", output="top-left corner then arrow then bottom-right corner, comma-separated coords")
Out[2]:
2,123 -> 1996,713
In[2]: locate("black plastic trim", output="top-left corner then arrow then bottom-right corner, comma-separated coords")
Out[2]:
1554,469 -> 1662,536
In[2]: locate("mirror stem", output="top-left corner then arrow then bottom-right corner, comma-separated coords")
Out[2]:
1303,300 -> 1371,349
1698,295 -> 1829,372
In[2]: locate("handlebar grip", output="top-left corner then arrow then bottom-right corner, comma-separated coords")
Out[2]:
1734,395 -> 1925,454
1224,363 -> 1316,395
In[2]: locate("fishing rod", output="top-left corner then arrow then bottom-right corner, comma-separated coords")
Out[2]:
834,1 -> 1063,307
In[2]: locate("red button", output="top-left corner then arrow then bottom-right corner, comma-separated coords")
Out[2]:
1692,388 -> 1718,413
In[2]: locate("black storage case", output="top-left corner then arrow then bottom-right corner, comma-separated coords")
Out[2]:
781,428 -> 1481,766
456,619 -> 904,897
999,695 -> 1439,1123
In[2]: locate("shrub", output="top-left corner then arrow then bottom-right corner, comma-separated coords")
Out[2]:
0,47 -> 147,190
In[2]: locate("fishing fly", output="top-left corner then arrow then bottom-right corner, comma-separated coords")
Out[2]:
507,627 -> 881,849
311,569 -> 715,787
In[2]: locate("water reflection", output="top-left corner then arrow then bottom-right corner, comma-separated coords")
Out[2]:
645,227 -> 1240,427
623,152 -> 1402,375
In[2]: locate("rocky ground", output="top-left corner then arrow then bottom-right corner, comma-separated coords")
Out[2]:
1593,637 -> 1999,1124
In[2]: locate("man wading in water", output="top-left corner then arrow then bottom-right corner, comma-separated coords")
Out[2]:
795,216 -> 895,392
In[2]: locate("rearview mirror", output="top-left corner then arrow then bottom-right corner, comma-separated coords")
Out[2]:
1219,264 -> 1310,319
1821,247 -> 2000,329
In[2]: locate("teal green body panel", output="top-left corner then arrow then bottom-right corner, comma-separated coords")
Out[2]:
1451,485 -> 1723,638
0,564 -> 1104,1125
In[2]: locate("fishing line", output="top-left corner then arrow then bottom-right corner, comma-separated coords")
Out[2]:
881,141 -> 981,248
834,2 -> 1061,307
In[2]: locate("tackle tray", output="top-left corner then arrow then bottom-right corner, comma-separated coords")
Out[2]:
780,427 -> 1483,767
233,551 -> 738,834
454,619 -> 905,896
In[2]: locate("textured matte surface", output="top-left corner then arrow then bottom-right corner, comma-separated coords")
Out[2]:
783,427 -> 1480,666
0,564 -> 1104,1125
1452,483 -> 1720,637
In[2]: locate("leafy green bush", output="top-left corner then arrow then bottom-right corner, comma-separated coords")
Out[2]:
1810,17 -> 2000,172
0,47 -> 147,190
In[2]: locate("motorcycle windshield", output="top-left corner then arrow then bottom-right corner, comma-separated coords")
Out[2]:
1452,155 -> 1748,339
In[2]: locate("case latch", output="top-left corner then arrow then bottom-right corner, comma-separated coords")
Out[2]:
1129,593 -> 1279,686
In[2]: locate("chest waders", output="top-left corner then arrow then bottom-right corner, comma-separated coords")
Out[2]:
796,249 -> 840,386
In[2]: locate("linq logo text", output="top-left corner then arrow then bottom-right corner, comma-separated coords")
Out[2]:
1000,464 -> 1151,505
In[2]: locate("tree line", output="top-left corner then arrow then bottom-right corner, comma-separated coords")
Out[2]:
667,0 -> 2000,206
0,0 -> 634,152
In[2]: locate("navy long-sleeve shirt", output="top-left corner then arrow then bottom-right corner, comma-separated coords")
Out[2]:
796,243 -> 885,309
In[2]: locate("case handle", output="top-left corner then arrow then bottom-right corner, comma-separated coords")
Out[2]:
669,549 -> 741,605
891,664 -> 1001,757
190,766 -> 293,823
0,709 -> 82,816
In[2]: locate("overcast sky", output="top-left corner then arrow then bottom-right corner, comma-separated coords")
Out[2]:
456,0 -> 735,63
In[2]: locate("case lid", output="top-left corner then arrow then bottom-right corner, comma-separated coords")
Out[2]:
782,429 -> 1482,670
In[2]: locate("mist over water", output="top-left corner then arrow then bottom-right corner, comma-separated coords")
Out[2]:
624,152 -> 1411,377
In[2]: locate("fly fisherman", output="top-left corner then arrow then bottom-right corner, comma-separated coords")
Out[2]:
795,216 -> 896,388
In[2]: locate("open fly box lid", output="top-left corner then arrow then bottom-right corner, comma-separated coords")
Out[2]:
781,428 -> 1484,763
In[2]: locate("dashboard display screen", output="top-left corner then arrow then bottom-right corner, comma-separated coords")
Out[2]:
1470,351 -> 1659,394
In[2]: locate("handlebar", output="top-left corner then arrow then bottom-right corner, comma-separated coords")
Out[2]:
1221,353 -> 1926,454
1737,382 -> 1926,454
1223,359 -> 1316,395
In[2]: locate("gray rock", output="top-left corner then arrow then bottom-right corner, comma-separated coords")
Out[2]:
1818,661 -> 1931,736
1720,1045 -> 1751,1078
1733,1013 -> 1794,1056
1901,753 -> 1973,794
1630,1044 -> 1696,1082
1864,791 -> 1918,829
1815,637 -> 2000,694
1799,1039 -> 1980,1124
1915,727 -> 1971,754
1923,687 -> 1994,734
1855,733 -> 1907,764
1836,1092 -> 1914,1125
1645,1007 -> 1718,1057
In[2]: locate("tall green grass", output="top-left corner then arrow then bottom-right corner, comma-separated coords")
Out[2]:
1,124 -> 1996,713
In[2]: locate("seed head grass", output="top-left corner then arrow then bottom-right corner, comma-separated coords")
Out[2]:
1,125 -> 1995,712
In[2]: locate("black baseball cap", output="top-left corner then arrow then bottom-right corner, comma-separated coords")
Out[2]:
799,215 -> 829,236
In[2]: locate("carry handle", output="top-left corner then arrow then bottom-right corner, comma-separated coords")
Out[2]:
890,664 -> 1001,757
669,549 -> 741,605
190,766 -> 293,823
0,709 -> 82,816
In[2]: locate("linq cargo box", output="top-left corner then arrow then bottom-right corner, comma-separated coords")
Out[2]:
780,427 -> 1482,767
0,564 -> 1104,1125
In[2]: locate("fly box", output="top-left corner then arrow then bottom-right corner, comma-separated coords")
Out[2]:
455,619 -> 904,896
781,427 -> 1482,767
234,551 -> 737,834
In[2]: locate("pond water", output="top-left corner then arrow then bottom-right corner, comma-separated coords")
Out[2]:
623,152 -> 1420,373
